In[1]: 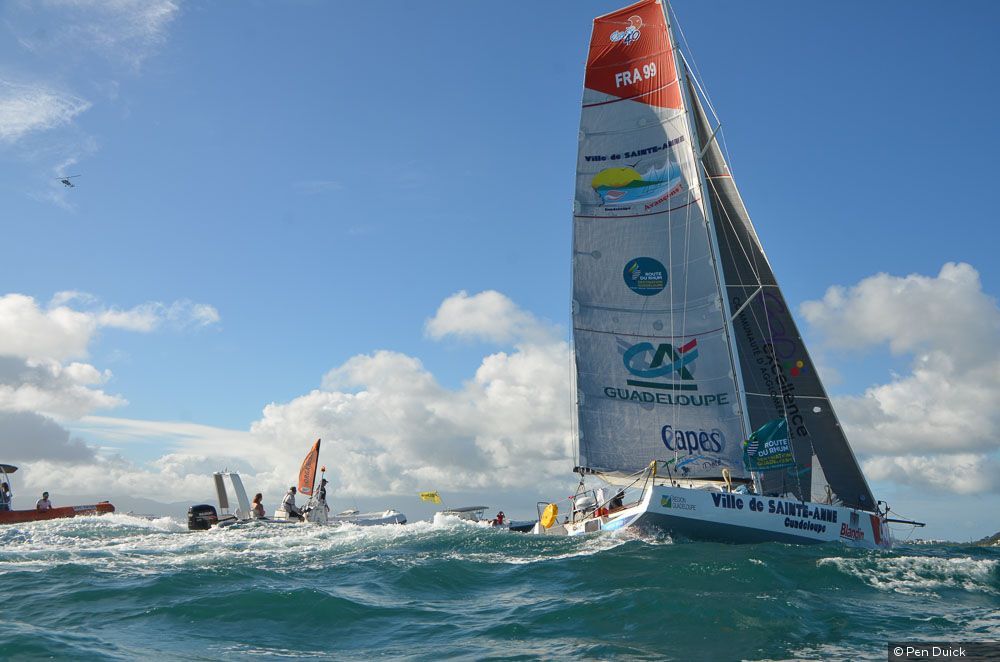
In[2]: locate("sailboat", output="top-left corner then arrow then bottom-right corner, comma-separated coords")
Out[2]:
274,439 -> 408,526
531,0 -> 922,548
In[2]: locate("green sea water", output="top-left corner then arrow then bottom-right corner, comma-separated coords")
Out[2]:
0,514 -> 997,660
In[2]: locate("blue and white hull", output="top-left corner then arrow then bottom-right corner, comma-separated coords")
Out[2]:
533,484 -> 891,549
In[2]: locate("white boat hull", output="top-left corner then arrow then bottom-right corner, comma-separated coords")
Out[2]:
273,508 -> 407,527
330,511 -> 407,526
534,484 -> 891,549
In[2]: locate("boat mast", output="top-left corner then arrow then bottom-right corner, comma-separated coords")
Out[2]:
662,0 -> 758,491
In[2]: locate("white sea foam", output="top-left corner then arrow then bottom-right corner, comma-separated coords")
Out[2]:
0,510 -> 645,579
818,554 -> 999,595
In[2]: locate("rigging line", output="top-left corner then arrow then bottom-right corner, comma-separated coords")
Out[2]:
675,43 -> 740,195
669,9 -> 721,124
695,133 -> 806,497
705,173 -> 765,295
730,286 -> 763,321
698,122 -> 723,160
679,53 -> 748,472
701,138 -> 770,273
568,293 -> 578,470
703,167 -> 766,287
676,112 -> 698,436
707,162 -> 768,284
745,392 -> 829,400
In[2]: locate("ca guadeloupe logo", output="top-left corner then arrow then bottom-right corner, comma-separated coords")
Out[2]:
591,162 -> 682,206
619,337 -> 699,390
624,257 -> 666,296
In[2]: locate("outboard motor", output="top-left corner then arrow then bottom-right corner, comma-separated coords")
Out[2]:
188,504 -> 218,531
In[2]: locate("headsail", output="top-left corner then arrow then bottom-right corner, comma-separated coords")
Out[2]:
297,438 -> 321,496
685,73 -> 876,510
573,0 -> 747,480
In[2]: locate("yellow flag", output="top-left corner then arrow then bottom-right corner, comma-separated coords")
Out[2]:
419,491 -> 442,504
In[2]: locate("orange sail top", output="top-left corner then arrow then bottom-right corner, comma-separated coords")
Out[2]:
585,0 -> 681,109
297,438 -> 321,496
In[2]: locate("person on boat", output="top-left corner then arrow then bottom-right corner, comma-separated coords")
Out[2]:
251,493 -> 265,519
281,486 -> 303,521
0,482 -> 11,511
36,491 -> 52,511
491,511 -> 506,527
609,490 -> 625,511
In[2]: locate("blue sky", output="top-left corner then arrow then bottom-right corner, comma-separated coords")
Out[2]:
2,1 -> 999,540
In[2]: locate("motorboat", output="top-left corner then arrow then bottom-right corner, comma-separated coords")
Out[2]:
0,463 -> 115,525
188,471 -> 293,530
271,439 -> 407,526
436,505 -> 533,532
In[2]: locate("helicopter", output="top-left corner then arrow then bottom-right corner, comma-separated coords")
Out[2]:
57,175 -> 81,188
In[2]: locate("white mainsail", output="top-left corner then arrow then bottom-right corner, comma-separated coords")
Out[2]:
573,0 -> 747,480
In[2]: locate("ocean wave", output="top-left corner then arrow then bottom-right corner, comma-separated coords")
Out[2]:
1,515 -> 997,659
818,554 -> 1000,595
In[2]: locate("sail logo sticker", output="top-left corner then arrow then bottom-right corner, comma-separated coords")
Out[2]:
591,163 -> 682,206
603,338 -> 732,408
661,495 -> 695,511
622,338 -> 698,387
784,359 -> 806,377
675,455 -> 724,476
661,425 -> 723,455
624,257 -> 666,296
609,15 -> 642,45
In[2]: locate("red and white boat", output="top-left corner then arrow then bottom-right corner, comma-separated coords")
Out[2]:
0,464 -> 115,525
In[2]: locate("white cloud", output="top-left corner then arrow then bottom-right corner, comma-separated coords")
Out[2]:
0,291 -> 220,420
29,292 -> 569,504
0,80 -> 91,143
100,299 -> 221,332
14,0 -> 180,70
425,290 -> 558,344
0,292 -> 221,362
0,410 -> 96,463
863,454 -> 1000,495
0,356 -> 125,418
250,292 -> 573,496
0,293 -> 97,361
4,416 -> 266,503
76,416 -> 255,456
801,263 -> 1000,494
15,455 -> 255,504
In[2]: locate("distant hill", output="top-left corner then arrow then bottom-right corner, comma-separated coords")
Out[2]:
974,531 -> 1000,546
